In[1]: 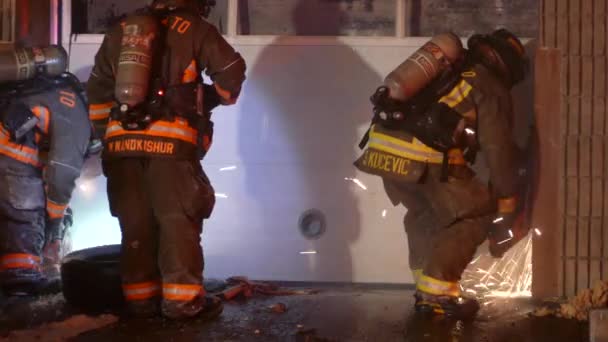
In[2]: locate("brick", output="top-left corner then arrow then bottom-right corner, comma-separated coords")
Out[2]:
560,58 -> 569,96
597,97 -> 607,135
543,0 -> 558,47
567,136 -> 579,177
566,215 -> 578,256
557,0 -> 569,51
594,0 -> 606,55
569,56 -> 582,96
567,178 -> 579,218
591,136 -> 604,179
568,97 -> 581,135
580,137 -> 592,177
594,58 -> 606,99
604,220 -> 608,279
591,175 -> 603,216
566,259 -> 577,296
591,218 -> 603,257
569,0 -> 582,55
577,217 -> 590,291
581,57 -> 594,135
561,97 -> 569,136
582,0 -> 593,56
579,173 -> 591,215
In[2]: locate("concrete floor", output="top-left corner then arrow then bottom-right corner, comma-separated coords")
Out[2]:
0,286 -> 589,342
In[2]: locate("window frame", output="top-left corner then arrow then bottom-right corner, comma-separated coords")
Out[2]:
62,0 -> 430,47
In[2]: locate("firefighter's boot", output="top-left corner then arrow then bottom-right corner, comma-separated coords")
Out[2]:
163,295 -> 224,321
414,291 -> 480,320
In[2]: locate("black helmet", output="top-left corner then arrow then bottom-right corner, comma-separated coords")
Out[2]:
151,0 -> 216,18
467,28 -> 529,87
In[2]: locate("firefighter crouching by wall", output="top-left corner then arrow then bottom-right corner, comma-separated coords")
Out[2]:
87,0 -> 245,320
0,46 -> 91,296
355,29 -> 529,319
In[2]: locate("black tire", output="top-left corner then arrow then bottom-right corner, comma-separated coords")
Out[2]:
60,244 -> 124,312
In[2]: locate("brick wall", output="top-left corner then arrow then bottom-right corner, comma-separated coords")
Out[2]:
535,0 -> 608,298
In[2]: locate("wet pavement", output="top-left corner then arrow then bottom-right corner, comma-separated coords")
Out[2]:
0,285 -> 589,341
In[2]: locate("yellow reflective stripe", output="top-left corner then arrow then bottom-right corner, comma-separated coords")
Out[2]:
368,126 -> 465,165
416,273 -> 461,297
412,269 -> 423,284
439,79 -> 473,108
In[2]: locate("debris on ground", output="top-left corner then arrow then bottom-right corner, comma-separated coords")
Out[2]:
532,280 -> 608,321
270,302 -> 288,313
217,276 -> 318,301
0,314 -> 118,341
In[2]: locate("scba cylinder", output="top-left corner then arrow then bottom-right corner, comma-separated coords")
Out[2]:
0,45 -> 68,83
384,32 -> 464,102
115,14 -> 160,110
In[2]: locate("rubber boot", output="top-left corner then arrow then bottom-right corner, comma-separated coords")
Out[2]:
414,291 -> 480,320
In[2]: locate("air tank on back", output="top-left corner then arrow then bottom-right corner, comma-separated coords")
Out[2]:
384,32 -> 464,102
115,14 -> 159,113
0,45 -> 68,82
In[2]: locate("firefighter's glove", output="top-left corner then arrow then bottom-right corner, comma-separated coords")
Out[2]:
203,83 -> 222,113
85,138 -> 103,158
488,198 -> 524,258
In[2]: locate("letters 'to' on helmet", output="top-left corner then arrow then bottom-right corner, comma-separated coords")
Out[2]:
467,28 -> 529,87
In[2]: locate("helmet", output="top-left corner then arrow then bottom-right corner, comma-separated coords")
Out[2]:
467,28 -> 529,87
151,0 -> 216,18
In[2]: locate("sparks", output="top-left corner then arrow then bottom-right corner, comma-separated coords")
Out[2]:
215,193 -> 229,199
219,166 -> 237,171
497,237 -> 513,245
534,228 -> 542,236
461,235 -> 533,303
300,251 -> 317,255
345,177 -> 368,190
465,128 -> 476,135
382,209 -> 387,218
493,217 -> 504,224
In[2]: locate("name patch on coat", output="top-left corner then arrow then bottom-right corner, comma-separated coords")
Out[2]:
108,139 -> 175,155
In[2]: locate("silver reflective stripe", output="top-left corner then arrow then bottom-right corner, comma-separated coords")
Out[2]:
124,285 -> 160,296
35,107 -> 49,134
125,286 -> 160,296
0,255 -> 40,269
417,275 -> 461,297
163,287 -> 199,296
148,125 -> 197,141
0,141 -> 40,165
90,107 -> 111,115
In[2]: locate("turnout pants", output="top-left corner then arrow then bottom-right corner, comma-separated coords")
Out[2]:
103,158 -> 215,319
384,166 -> 493,297
0,167 -> 46,286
